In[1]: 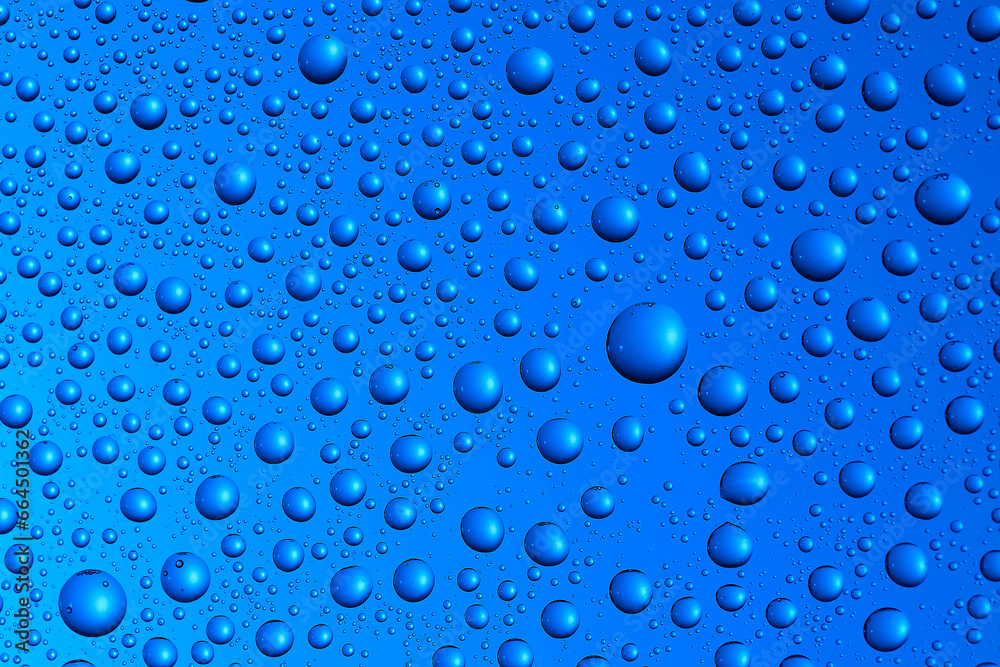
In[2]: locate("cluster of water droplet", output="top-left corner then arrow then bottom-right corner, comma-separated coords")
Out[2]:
0,0 -> 999,665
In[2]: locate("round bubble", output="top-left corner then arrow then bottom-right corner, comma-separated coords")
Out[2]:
505,47 -> 554,94
160,552 -> 210,602
390,435 -> 432,473
698,366 -> 749,417
254,422 -> 295,464
330,469 -> 367,506
846,298 -> 891,342
885,543 -> 928,587
634,37 -> 672,76
453,362 -> 503,413
863,608 -> 910,651
541,600 -> 580,638
581,487 -> 615,519
393,558 -> 435,602
924,64 -> 966,106
536,418 -> 584,464
707,523 -> 753,567
255,620 -> 294,657
808,566 -> 844,601
196,476 -> 240,520
591,197 -> 640,242
790,230 -> 847,281
862,72 -> 899,111
298,35 -> 348,84
719,462 -> 769,505
609,569 -> 653,614
59,570 -> 128,637
904,482 -> 943,519
838,461 -> 876,498
606,304 -> 688,383
214,162 -> 256,205
914,174 -> 971,225
674,151 -> 711,192
520,348 -> 561,391
524,522 -> 570,566
946,396 -> 984,434
461,507 -> 504,552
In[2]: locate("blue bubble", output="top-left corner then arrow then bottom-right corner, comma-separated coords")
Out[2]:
255,620 -> 294,657
130,93 -> 167,130
644,101 -> 677,134
905,482 -> 943,519
939,341 -> 973,372
154,277 -> 192,314
536,418 -> 584,464
285,265 -> 322,301
885,543 -> 928,587
29,440 -> 63,475
708,523 -> 753,567
863,608 -> 910,651
924,64 -> 966,106
453,361 -> 503,413
968,4 -> 1000,41
765,598 -> 798,628
330,469 -> 367,506
946,395 -> 984,434
606,303 -> 688,383
524,522 -> 570,566
160,552 -> 211,602
59,570 -> 128,637
105,150 -> 141,184
980,550 -> 1000,581
838,461 -> 876,498
214,162 -> 256,205
369,365 -> 410,405
390,435 -> 432,473
310,378 -> 348,415
773,155 -> 808,190
719,462 -> 769,505
398,239 -> 433,271
519,348 -> 561,392
299,35 -> 348,84
497,639 -> 534,667
671,596 -> 703,629
412,180 -> 452,220
460,507 -> 504,552
611,415 -> 644,452
698,366 -> 749,417
889,416 -> 924,449
142,637 -> 178,667
826,0 -> 869,23
862,71 -> 899,111
634,37 -> 672,76
715,642 -> 751,667
505,47 -> 554,94
273,539 -> 305,572
120,488 -> 157,522
433,646 -> 467,667
254,422 -> 295,464
673,151 -> 712,192
881,239 -> 919,275
846,298 -> 891,342
591,197 -> 640,242
195,476 -> 240,520
790,230 -> 847,281
581,487 -> 615,519
914,173 -> 971,225
393,558 -> 435,602
609,569 -> 653,614
331,566 -> 374,607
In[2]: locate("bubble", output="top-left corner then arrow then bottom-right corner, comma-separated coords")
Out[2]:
810,55 -> 848,90
766,598 -> 798,628
160,552 -> 211,602
398,239 -> 433,272
773,155 -> 808,190
634,37 -> 672,76
390,435 -> 432,473
519,348 -> 561,391
745,277 -> 778,311
29,440 -> 63,475
790,230 -> 847,281
826,0 -> 869,23
838,461 -> 876,498
113,263 -> 148,296
644,101 -> 677,134
412,181 -> 452,220
195,475 -> 240,520
130,93 -> 167,130
460,507 -> 504,552
273,539 -> 305,572
768,372 -> 800,403
256,620 -> 294,657
609,569 -> 653,614
670,596 -> 702,629
453,362 -> 503,413
611,415 -> 644,452
330,566 -> 374,607
504,258 -> 539,291
808,566 -> 844,602
591,197 -> 640,242
714,642 -> 751,667
142,638 -> 178,667
716,584 -> 747,611
154,277 -> 192,314
846,298 -> 891,342
105,150 -> 141,184
282,487 -> 316,522
939,341 -> 973,371
309,378 -> 349,415
863,608 -> 910,652
298,35 -> 348,84
885,543 -> 928,587
120,488 -> 157,522
707,523 -> 753,567
330,469 -> 367,506
945,395 -> 984,434
0,394 -> 32,428
524,522 -> 570,566
369,365 -> 410,405
914,174 -> 971,225
968,4 -> 1000,41
505,47 -> 554,95
540,600 -> 580,638
59,570 -> 128,637
606,303 -> 688,383
254,422 -> 295,464
924,64 -> 966,106
497,639 -> 534,667
719,462 -> 769,505
433,646 -> 467,667
581,487 -> 615,519
557,141 -> 588,171
673,151 -> 712,192
980,550 -> 1000,581
698,366 -> 749,417
862,72 -> 899,111
214,162 -> 256,206
904,482 -> 943,519
881,239 -> 919,275
890,416 -> 924,449
285,265 -> 322,301
393,558 -> 435,602
532,199 -> 569,234
536,418 -> 584,464
872,366 -> 900,397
